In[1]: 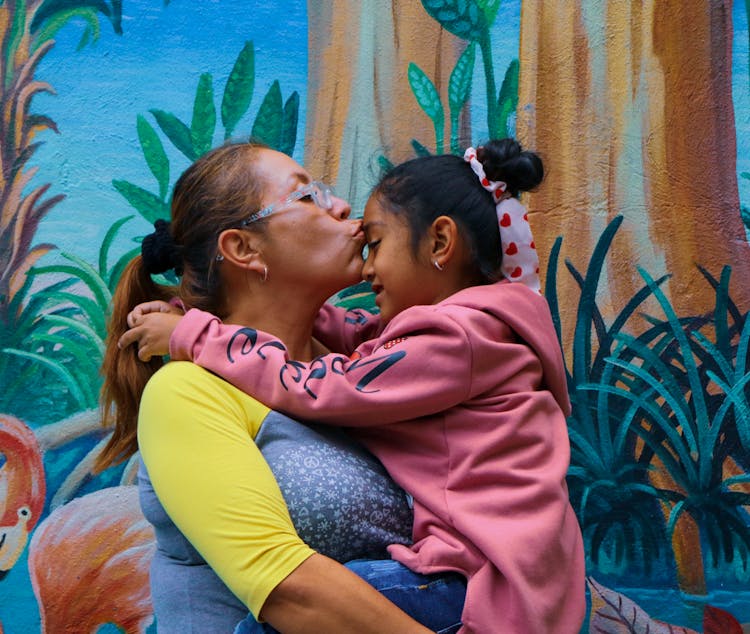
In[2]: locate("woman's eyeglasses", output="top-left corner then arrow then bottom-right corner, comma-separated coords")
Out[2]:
241,181 -> 334,225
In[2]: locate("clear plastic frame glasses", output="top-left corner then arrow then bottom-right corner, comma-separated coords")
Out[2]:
241,180 -> 334,225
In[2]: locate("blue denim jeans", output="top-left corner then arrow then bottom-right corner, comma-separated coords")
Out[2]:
234,559 -> 466,634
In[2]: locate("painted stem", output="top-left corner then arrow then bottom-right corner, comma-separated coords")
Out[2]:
478,29 -> 498,138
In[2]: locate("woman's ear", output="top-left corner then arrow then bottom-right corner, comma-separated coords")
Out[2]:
217,229 -> 267,275
429,215 -> 460,269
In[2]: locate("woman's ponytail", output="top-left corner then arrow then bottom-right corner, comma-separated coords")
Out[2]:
93,257 -> 175,473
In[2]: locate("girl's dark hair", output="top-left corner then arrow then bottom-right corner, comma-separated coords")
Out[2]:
373,137 -> 543,283
94,141 -> 268,472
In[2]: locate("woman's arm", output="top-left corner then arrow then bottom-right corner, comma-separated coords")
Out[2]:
139,362 -> 429,633
261,555 -> 430,633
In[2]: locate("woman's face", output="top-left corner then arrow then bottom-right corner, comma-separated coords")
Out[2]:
251,150 -> 365,294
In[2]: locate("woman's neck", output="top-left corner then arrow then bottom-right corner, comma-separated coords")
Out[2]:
222,289 -> 324,362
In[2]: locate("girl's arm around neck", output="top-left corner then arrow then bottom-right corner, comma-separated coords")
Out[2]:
170,305 -> 476,427
312,302 -> 383,356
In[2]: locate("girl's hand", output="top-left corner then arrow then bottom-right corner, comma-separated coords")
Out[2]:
126,300 -> 183,328
118,312 -> 183,361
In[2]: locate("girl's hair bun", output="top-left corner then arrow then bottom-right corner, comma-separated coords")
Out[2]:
476,138 -> 543,196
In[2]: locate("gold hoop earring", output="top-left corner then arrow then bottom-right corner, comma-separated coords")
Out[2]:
433,260 -> 444,271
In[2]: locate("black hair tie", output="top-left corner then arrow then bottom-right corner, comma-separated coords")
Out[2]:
141,219 -> 183,276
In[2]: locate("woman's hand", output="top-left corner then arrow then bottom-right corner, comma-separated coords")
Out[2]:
119,310 -> 183,361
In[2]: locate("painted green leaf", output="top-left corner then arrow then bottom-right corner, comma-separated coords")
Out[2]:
741,172 -> 750,180
112,179 -> 170,224
449,42 -> 475,117
420,0 -> 485,41
221,41 -> 255,139
496,58 -> 519,137
408,63 -> 444,124
2,348 -> 90,409
5,3 -> 26,86
137,115 -> 169,200
279,91 -> 299,156
377,155 -> 394,175
191,73 -> 216,158
477,0 -> 501,25
98,214 -> 133,277
31,0 -> 122,35
411,139 -> 432,157
409,63 -> 445,152
251,80 -> 283,149
149,109 -> 196,161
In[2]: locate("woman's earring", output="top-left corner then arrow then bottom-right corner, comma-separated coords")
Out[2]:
433,260 -> 444,271
261,265 -> 268,283
216,254 -> 224,262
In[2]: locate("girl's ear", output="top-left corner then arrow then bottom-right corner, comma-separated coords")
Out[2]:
217,229 -> 267,275
429,215 -> 460,269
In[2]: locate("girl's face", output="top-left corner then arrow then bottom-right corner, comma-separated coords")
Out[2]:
252,150 -> 365,295
361,196 -> 442,324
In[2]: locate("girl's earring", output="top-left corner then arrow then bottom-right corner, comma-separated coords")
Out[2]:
216,254 -> 224,262
261,265 -> 268,283
433,260 -> 444,271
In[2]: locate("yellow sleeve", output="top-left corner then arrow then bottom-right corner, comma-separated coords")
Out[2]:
137,361 -> 315,618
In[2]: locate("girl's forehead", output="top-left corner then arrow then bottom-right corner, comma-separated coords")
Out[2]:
363,196 -> 389,220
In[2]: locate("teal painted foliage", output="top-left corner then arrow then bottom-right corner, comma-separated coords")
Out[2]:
113,40 -> 300,228
550,217 -> 750,585
0,40 -> 300,422
385,0 -> 517,167
0,0 -> 132,421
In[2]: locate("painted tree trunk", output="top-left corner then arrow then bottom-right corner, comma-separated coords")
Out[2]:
305,0 -> 466,212
517,1 -> 750,340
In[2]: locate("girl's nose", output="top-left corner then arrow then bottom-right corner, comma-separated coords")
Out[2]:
328,195 -> 351,220
361,257 -> 374,282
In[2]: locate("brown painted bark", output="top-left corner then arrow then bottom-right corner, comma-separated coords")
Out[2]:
517,1 -> 750,343
305,0 -> 466,212
647,460 -> 707,595
518,0 -> 750,596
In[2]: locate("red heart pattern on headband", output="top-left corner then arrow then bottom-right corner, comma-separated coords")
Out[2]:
463,146 -> 541,293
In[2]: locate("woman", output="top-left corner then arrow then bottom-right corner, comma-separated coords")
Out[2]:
97,141 -> 466,633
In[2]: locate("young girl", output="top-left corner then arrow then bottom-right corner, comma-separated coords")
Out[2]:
124,139 -> 586,633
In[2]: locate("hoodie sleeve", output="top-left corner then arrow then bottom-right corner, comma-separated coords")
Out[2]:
312,303 -> 383,356
170,305 -> 474,427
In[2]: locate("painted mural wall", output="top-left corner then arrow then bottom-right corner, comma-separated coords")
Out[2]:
0,1 -> 748,632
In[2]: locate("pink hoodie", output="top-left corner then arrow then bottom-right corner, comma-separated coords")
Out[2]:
171,280 -> 586,634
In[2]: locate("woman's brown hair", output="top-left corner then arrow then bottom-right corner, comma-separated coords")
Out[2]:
94,141 -> 268,472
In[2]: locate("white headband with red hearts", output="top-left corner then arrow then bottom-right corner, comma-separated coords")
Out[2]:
463,147 -> 540,293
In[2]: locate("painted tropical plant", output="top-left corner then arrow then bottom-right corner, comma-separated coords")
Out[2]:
113,40 -> 300,228
1,38 -> 300,422
550,216 -> 750,593
409,0 -> 518,154
0,0 -> 128,419
547,217 -> 674,578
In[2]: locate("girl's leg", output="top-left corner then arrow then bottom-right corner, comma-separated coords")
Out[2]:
234,559 -> 466,634
344,559 -> 465,634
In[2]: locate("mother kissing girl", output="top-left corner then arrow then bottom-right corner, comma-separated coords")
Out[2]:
96,141 -> 467,633
103,137 -> 584,633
